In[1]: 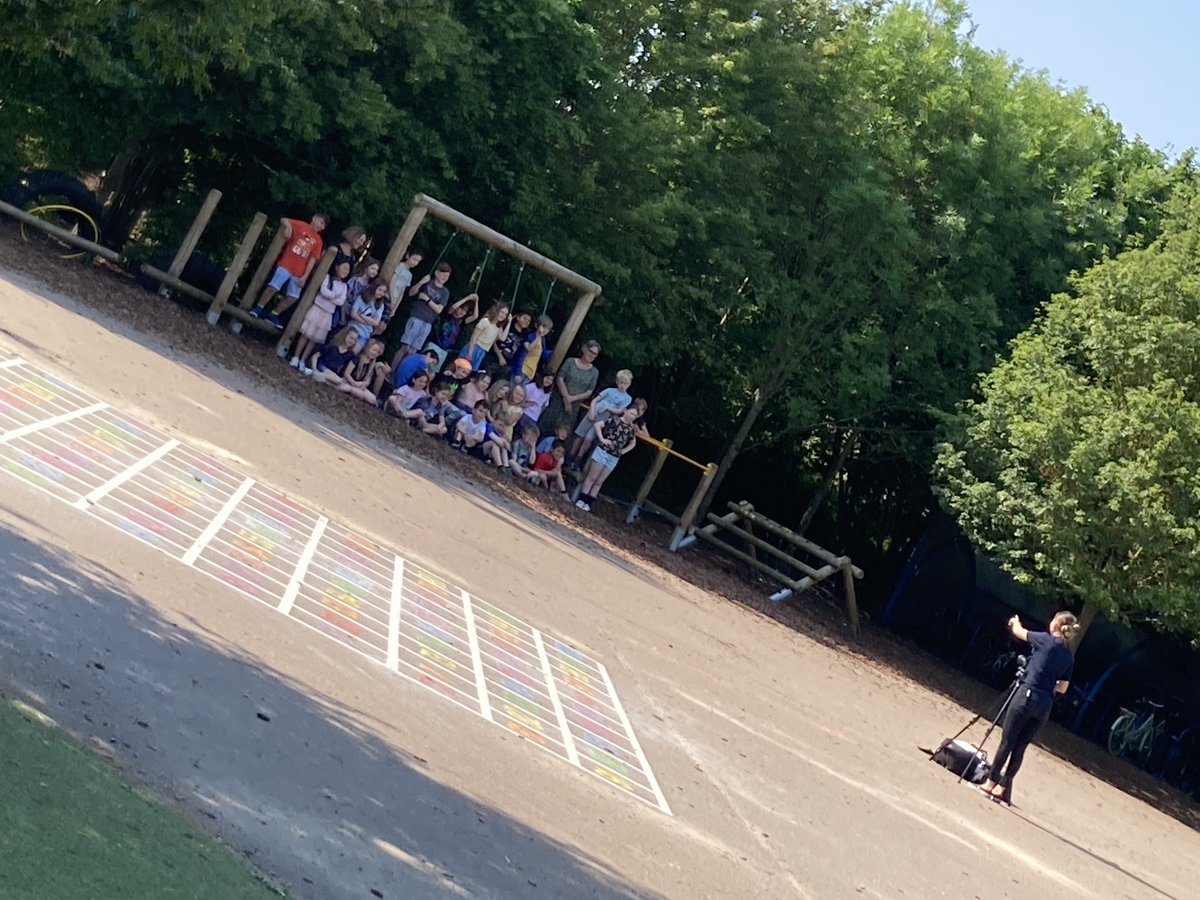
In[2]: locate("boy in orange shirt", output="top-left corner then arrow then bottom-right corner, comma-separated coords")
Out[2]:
250,212 -> 329,326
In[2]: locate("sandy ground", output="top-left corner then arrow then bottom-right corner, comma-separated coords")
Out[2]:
1,261 -> 1197,900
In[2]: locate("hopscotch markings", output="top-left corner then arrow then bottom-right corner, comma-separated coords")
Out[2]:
599,663 -> 673,816
387,556 -> 404,672
461,591 -> 493,721
0,407 -> 163,504
474,599 -> 570,760
396,564 -> 480,714
288,523 -> 392,666
277,516 -> 328,616
89,445 -> 249,557
0,359 -> 671,814
0,357 -> 25,370
0,402 -> 107,445
534,628 -> 581,767
549,639 -> 664,811
0,364 -> 99,435
182,476 -> 255,565
73,438 -> 181,509
192,486 -> 321,609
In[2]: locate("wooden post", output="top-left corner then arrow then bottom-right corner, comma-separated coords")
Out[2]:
207,213 -> 267,326
842,564 -> 861,639
548,290 -> 597,372
161,188 -> 221,297
670,463 -> 718,552
626,439 -> 673,524
276,247 -> 336,358
231,223 -> 288,334
381,202 -> 429,283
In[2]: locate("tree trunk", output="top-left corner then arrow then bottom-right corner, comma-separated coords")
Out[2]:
695,383 -> 773,524
98,146 -> 181,251
795,428 -> 858,537
1071,601 -> 1099,650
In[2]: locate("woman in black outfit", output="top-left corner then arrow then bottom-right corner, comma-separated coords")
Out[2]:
980,611 -> 1081,805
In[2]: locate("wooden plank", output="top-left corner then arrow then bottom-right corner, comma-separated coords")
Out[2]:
232,223 -> 289,334
162,189 -> 221,297
548,291 -> 597,373
701,512 -> 825,579
627,439 -> 672,524
139,265 -> 215,305
413,194 -> 601,295
380,202 -> 429,284
842,564 -> 861,639
731,502 -> 864,579
669,463 -> 718,552
0,199 -> 121,262
207,213 -> 267,325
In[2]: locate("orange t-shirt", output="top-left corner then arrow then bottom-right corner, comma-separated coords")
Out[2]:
277,219 -> 323,277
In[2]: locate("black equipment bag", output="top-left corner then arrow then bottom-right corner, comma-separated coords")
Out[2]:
931,738 -> 990,784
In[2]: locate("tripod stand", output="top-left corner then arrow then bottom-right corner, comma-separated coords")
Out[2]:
950,658 -> 1026,784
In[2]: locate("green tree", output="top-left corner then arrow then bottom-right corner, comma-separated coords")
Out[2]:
935,188 -> 1200,637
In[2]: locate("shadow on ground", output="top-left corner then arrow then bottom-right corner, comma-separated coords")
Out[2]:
0,515 -> 657,900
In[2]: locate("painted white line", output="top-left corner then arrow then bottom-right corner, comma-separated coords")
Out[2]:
387,555 -> 405,672
533,628 -> 581,767
598,662 -> 672,816
72,438 -> 181,509
460,589 -> 493,721
181,476 -> 255,565
0,358 -> 27,370
277,515 -> 328,615
0,401 -> 107,444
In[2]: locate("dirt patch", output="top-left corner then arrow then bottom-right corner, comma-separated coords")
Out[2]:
1,225 -> 1196,835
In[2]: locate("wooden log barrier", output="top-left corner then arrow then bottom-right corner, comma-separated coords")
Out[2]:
139,265 -> 215,305
231,223 -> 289,334
0,199 -> 121,262
207,212 -> 267,326
161,188 -> 221,298
626,438 -> 673,524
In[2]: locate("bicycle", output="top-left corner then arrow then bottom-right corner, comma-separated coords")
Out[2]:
1108,699 -> 1166,769
1161,725 -> 1200,795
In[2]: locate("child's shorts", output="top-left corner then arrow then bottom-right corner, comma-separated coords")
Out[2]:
268,266 -> 304,299
400,317 -> 433,350
590,446 -> 619,471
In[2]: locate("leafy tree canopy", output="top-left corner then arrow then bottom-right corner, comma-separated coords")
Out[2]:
936,187 -> 1200,637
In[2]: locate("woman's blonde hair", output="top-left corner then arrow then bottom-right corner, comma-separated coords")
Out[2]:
1051,611 -> 1082,642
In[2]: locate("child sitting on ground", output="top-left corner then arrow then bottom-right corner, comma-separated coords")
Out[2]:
409,382 -> 451,438
384,371 -> 430,419
453,370 -> 491,414
337,339 -> 388,403
453,399 -> 498,462
509,425 -> 540,479
536,422 -> 571,455
528,444 -> 568,499
290,259 -> 351,373
308,327 -> 359,384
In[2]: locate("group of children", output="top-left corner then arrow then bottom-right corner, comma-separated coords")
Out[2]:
253,216 -> 650,510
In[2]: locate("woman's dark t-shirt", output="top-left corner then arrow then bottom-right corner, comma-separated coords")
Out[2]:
1022,631 -> 1074,694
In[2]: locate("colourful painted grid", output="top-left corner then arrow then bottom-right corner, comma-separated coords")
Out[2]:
0,355 -> 670,814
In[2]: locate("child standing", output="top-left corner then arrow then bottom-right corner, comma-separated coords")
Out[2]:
348,279 -> 388,350
458,302 -> 510,370
569,369 -> 633,467
339,257 -> 380,331
427,292 -> 480,370
395,262 -> 451,364
576,406 -> 639,512
386,247 -> 424,320
290,259 -> 351,374
512,315 -> 554,384
251,212 -> 328,326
